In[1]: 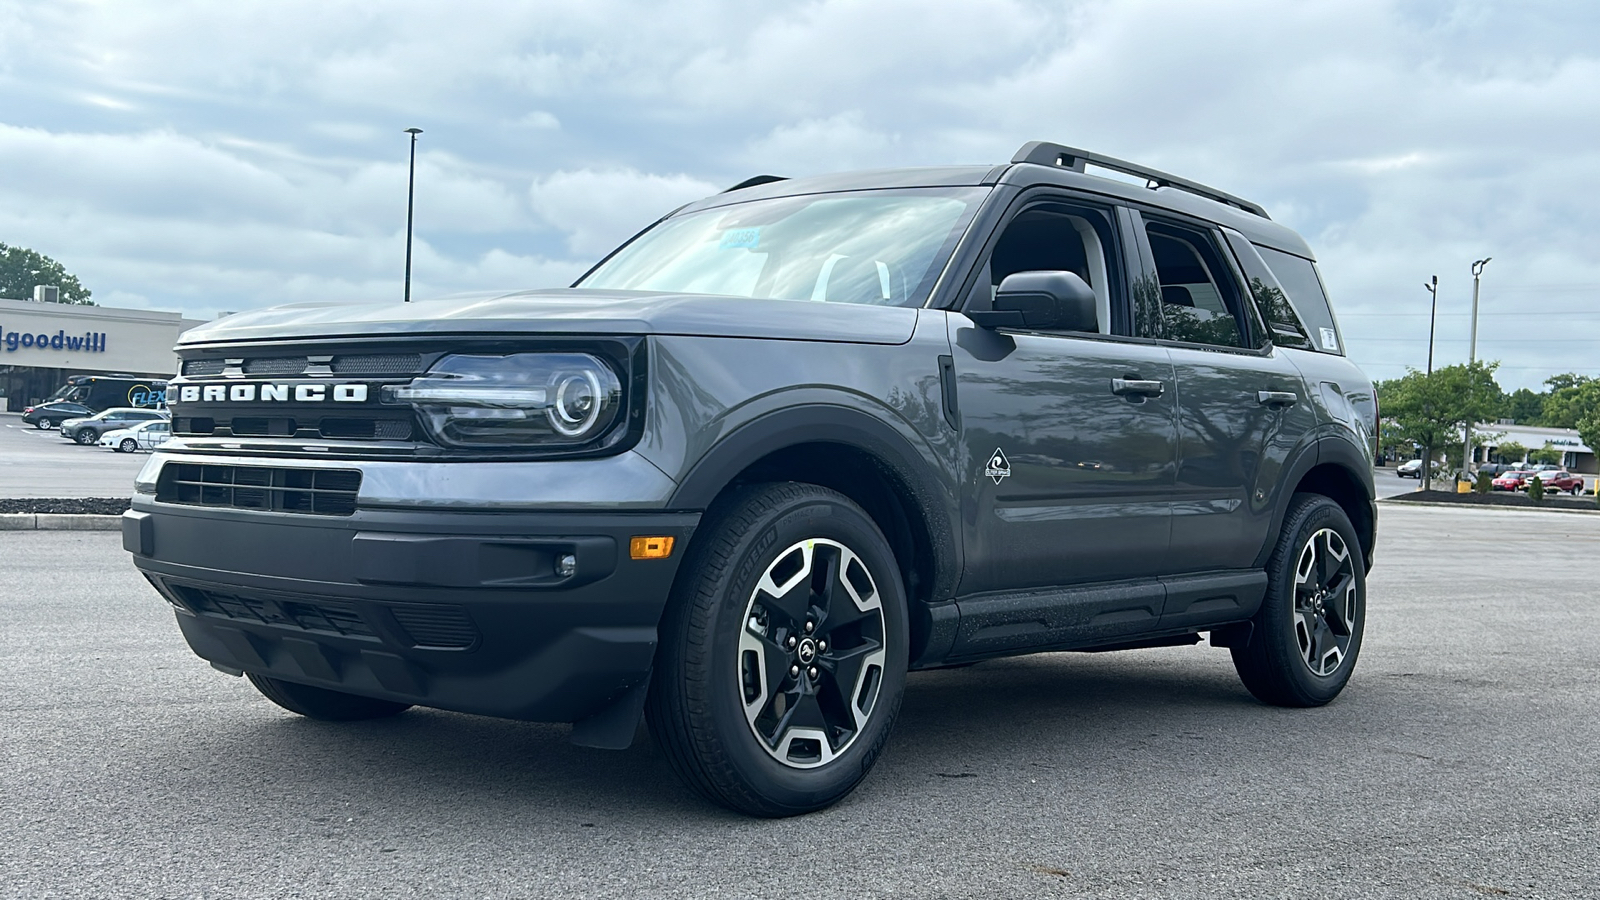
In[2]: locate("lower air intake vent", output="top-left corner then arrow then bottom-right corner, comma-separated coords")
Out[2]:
389,603 -> 479,649
157,464 -> 361,516
173,586 -> 377,640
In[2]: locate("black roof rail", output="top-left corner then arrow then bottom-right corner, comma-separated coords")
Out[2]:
1010,141 -> 1269,219
723,174 -> 788,193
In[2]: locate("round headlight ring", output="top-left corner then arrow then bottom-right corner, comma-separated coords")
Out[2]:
548,369 -> 604,437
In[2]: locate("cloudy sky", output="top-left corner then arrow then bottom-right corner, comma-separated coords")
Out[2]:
1,0 -> 1596,390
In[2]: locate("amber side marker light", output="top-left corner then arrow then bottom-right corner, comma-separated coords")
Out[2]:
630,536 -> 675,560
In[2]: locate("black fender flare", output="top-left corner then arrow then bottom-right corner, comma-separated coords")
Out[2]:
668,403 -> 962,602
1254,431 -> 1377,570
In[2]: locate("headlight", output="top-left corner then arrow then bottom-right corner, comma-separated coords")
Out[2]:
385,353 -> 623,448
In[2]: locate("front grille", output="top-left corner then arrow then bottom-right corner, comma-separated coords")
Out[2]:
244,357 -> 308,376
390,604 -> 479,649
172,585 -> 378,640
157,463 -> 361,515
183,359 -> 226,376
182,352 -> 425,378
333,353 -> 422,375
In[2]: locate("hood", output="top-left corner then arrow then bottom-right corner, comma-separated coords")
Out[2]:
179,289 -> 920,347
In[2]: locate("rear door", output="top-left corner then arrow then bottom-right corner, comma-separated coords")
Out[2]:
1127,211 -> 1315,575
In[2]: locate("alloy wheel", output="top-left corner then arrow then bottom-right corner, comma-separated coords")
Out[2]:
737,538 -> 887,768
1292,527 -> 1359,677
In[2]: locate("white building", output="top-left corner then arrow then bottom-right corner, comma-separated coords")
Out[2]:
1472,422 -> 1595,474
0,296 -> 206,411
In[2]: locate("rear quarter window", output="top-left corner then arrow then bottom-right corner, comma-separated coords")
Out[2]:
1256,245 -> 1343,355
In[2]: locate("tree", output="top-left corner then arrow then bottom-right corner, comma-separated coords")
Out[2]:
1493,440 -> 1527,465
0,242 -> 93,305
1528,443 -> 1563,465
1505,388 -> 1545,425
1376,361 -> 1504,491
1542,377 -> 1600,430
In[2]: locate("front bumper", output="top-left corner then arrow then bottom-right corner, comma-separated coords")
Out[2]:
126,493 -> 698,724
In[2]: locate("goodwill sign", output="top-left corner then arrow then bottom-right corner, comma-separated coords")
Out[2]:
1,325 -> 108,353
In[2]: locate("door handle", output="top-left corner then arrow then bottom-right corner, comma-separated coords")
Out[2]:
1258,390 -> 1298,407
1111,378 -> 1165,397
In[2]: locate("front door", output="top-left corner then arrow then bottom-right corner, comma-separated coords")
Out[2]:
947,199 -> 1177,596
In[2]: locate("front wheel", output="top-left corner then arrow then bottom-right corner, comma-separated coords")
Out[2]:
1231,493 -> 1366,707
647,482 -> 908,817
246,673 -> 412,720
118,438 -> 138,453
74,430 -> 96,445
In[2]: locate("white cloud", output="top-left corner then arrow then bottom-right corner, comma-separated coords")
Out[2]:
528,168 -> 718,258
0,0 -> 1596,389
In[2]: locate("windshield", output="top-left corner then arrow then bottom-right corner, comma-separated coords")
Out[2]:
578,188 -> 986,308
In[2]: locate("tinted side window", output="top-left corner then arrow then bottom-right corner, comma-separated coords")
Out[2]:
968,202 -> 1123,336
1222,232 -> 1313,350
1257,245 -> 1343,355
1144,221 -> 1249,348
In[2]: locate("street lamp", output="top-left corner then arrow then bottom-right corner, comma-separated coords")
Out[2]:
1461,257 -> 1491,477
403,127 -> 423,303
1423,275 -> 1439,490
1424,275 -> 1438,376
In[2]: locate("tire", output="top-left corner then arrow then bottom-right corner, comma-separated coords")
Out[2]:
246,672 -> 412,721
118,438 -> 138,453
1231,493 -> 1366,707
35,419 -> 54,430
646,482 -> 909,817
74,429 -> 96,445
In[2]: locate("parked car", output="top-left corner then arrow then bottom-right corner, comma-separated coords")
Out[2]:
1492,470 -> 1535,491
1396,458 -> 1440,478
1475,462 -> 1517,477
98,419 -> 172,453
60,407 -> 168,445
127,139 -> 1379,816
20,401 -> 94,429
1526,471 -> 1583,494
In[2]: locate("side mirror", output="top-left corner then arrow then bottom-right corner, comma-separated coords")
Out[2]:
967,270 -> 1098,332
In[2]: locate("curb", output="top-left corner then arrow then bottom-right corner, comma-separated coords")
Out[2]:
0,513 -> 123,531
1379,499 -> 1600,516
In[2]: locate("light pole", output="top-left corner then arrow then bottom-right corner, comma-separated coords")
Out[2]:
403,127 -> 423,302
1423,275 -> 1439,490
1461,257 -> 1491,479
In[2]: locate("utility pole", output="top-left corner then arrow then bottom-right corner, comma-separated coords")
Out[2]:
1461,258 -> 1491,481
403,127 -> 422,301
1423,275 -> 1439,491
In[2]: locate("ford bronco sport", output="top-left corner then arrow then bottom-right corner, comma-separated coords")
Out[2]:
125,141 -> 1377,816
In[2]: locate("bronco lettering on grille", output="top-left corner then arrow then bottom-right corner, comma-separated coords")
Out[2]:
177,383 -> 370,403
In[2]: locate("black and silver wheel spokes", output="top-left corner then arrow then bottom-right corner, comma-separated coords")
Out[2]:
1291,527 -> 1358,677
738,538 -> 887,768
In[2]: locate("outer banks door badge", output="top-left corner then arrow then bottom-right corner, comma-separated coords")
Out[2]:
985,447 -> 1011,484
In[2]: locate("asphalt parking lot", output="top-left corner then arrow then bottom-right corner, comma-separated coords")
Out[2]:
0,412 -> 150,499
2,503 -> 1596,899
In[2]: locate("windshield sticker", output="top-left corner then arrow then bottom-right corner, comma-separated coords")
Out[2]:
985,447 -> 1012,484
1319,327 -> 1339,351
719,227 -> 761,249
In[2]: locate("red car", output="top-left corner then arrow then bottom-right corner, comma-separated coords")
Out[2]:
1491,470 -> 1534,491
1529,471 -> 1585,494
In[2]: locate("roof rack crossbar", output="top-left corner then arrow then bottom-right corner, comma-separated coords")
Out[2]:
1010,141 -> 1269,219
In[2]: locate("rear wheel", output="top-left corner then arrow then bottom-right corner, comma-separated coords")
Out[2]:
647,482 -> 908,817
246,673 -> 412,721
36,418 -> 55,430
1231,493 -> 1366,707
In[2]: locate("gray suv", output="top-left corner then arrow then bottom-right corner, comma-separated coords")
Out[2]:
124,141 -> 1376,816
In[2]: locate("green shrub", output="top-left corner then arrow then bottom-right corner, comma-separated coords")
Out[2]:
1528,475 -> 1545,503
1475,472 -> 1492,493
